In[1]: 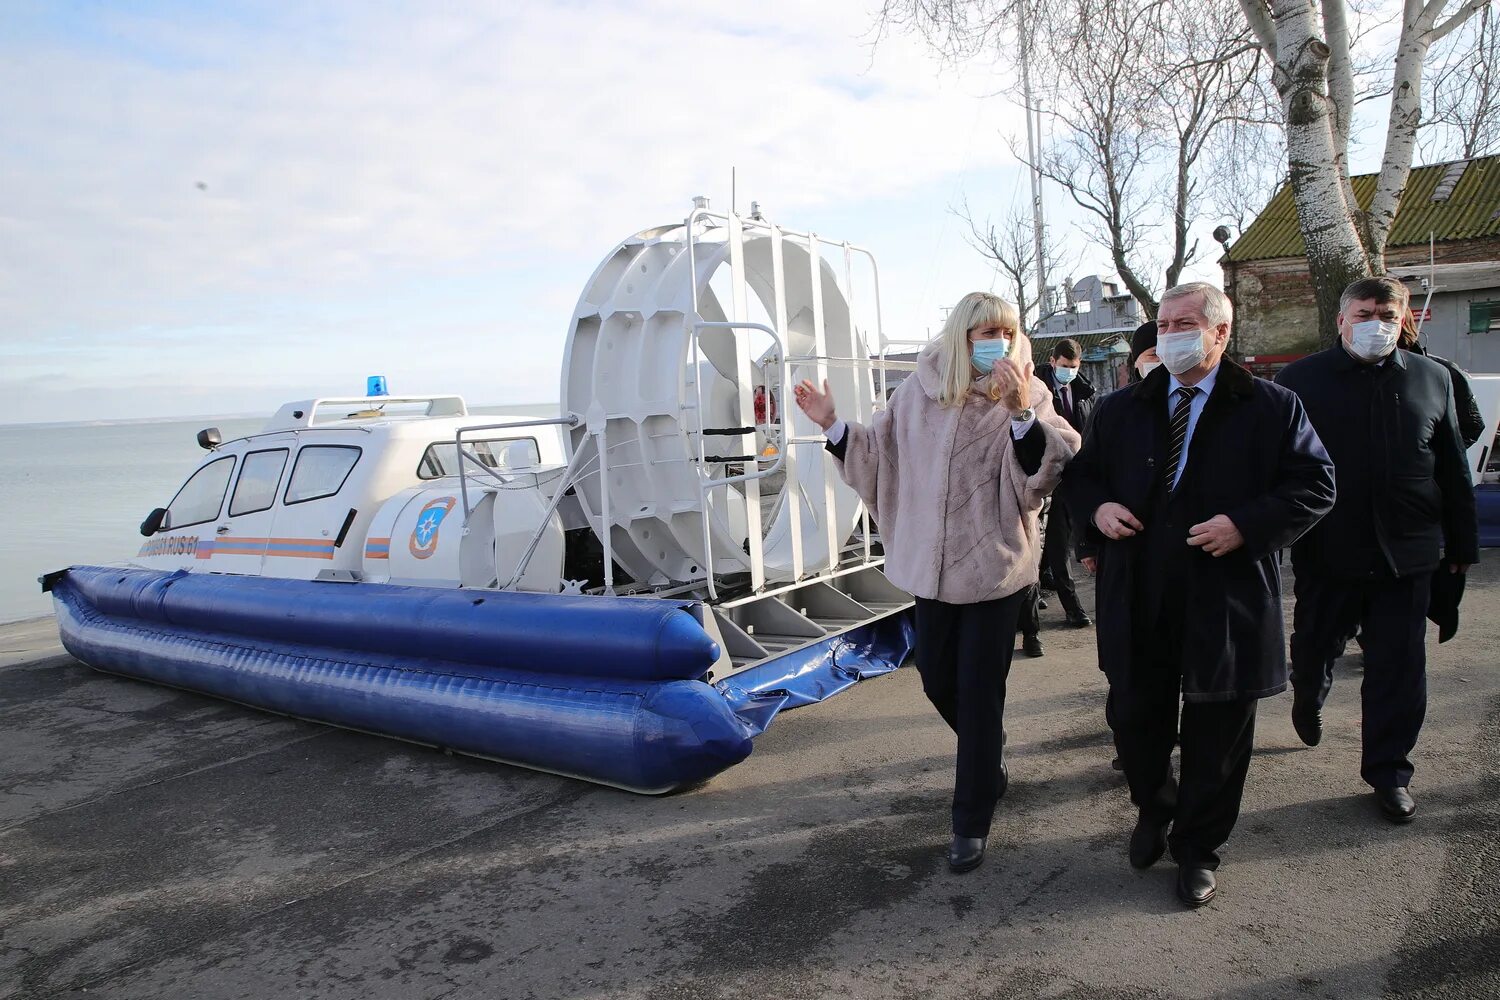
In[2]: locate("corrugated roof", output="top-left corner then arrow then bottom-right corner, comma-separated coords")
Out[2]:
1027,330 -> 1127,365
1227,155 -> 1500,262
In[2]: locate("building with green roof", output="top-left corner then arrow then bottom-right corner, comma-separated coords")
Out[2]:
1222,156 -> 1500,376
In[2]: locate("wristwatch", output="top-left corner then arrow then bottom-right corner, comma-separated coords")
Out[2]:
1012,407 -> 1036,422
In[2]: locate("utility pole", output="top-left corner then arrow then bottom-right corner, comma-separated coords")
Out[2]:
1017,17 -> 1047,324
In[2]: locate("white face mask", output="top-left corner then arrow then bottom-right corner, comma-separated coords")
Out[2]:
1137,359 -> 1162,379
1346,319 -> 1400,361
1157,329 -> 1209,375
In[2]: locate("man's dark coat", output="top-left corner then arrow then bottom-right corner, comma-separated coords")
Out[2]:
1038,363 -> 1096,435
1060,359 -> 1336,702
1275,345 -> 1478,579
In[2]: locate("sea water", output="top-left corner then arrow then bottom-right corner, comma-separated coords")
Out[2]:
0,405 -> 555,624
0,417 -> 265,623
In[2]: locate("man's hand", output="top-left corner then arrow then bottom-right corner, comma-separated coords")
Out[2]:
1080,556 -> 1098,574
793,378 -> 837,431
1093,502 -> 1143,540
1187,514 -> 1244,557
1448,562 -> 1472,575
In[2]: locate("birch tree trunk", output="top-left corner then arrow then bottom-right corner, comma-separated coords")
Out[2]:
1366,0 -> 1437,268
1239,0 -> 1491,342
1240,0 -> 1369,344
1320,0 -> 1362,243
1367,0 -> 1490,263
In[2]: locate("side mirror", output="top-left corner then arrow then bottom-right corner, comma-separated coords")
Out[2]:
140,507 -> 170,537
197,427 -> 222,450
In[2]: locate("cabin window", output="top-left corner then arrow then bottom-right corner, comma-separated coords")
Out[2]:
417,436 -> 541,480
166,455 -> 237,529
284,446 -> 362,505
229,449 -> 289,516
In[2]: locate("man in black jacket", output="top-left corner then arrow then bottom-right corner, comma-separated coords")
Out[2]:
1037,338 -> 1094,628
1062,282 -> 1335,908
1275,276 -> 1479,824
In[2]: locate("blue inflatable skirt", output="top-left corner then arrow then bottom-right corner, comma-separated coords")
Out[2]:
45,567 -> 914,793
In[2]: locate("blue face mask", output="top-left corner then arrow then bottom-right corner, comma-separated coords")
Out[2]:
970,338 -> 1011,373
1053,365 -> 1078,385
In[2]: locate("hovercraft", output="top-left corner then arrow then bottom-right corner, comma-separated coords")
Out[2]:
44,200 -> 917,793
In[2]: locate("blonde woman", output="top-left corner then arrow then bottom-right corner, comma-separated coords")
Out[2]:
793,292 -> 1080,873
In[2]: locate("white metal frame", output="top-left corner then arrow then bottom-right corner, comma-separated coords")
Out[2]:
690,320 -> 789,600
483,202 -> 918,667
682,205 -> 896,598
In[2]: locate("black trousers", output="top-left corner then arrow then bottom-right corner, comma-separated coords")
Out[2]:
914,590 -> 1026,838
1113,611 -> 1258,870
1018,584 -> 1039,639
1289,569 -> 1431,788
1041,503 -> 1084,618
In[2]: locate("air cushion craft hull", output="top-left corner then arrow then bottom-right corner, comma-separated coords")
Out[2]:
45,566 -> 913,792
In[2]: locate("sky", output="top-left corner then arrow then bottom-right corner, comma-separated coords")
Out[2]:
3,0 -> 1243,423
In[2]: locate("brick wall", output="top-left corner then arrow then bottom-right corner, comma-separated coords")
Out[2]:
1224,235 -> 1500,358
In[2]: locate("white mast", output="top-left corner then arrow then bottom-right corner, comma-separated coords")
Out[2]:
1018,16 -> 1047,323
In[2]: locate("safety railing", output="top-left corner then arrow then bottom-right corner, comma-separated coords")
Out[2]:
690,320 -> 790,600
684,204 -> 900,602
454,416 -> 579,521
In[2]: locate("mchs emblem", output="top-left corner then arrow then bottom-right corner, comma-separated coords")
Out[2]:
408,496 -> 457,559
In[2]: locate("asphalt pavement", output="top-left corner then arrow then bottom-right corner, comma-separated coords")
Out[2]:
2,563 -> 1497,1000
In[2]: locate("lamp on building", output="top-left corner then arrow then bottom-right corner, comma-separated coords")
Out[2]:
1213,225 -> 1233,254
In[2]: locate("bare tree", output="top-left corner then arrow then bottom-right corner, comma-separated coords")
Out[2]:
1237,0 -> 1491,342
1419,4 -> 1500,160
953,196 -> 1069,327
880,0 -> 1277,319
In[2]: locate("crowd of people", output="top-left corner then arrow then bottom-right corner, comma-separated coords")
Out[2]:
791,275 -> 1480,909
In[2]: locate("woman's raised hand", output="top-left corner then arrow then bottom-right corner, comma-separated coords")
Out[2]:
989,332 -> 1034,414
793,378 -> 837,430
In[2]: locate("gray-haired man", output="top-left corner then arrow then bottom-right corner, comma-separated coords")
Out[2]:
1062,282 -> 1335,907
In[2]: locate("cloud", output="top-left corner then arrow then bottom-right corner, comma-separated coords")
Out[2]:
1,0 -> 1019,387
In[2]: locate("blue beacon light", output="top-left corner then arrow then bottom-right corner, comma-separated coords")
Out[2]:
366,375 -> 389,397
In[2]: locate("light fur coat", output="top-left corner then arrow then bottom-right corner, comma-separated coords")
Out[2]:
835,343 -> 1081,604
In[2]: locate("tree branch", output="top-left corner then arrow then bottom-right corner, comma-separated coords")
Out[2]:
1430,0 -> 1490,43
1323,0 -> 1356,153
1237,0 -> 1278,56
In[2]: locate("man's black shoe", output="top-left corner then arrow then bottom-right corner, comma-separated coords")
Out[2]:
1037,596 -> 1050,610
1291,696 -> 1323,747
1375,786 -> 1416,824
1110,756 -> 1124,771
948,835 -> 986,873
1065,613 -> 1093,628
1128,812 -> 1169,869
1023,634 -> 1045,658
1176,865 -> 1216,907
